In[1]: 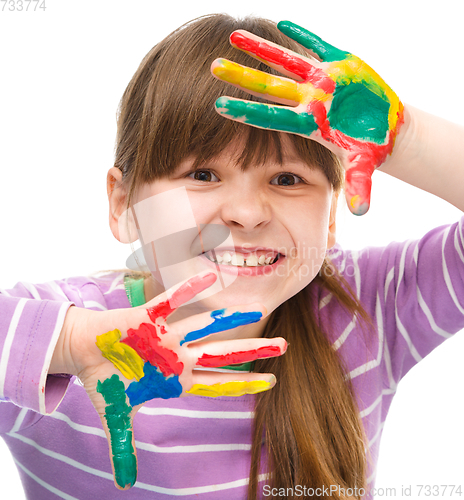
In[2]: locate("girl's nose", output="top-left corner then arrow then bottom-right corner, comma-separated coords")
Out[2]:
220,188 -> 271,232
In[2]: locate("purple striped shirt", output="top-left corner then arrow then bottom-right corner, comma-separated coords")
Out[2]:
1,217 -> 464,499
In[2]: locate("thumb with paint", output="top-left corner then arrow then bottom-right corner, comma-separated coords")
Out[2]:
97,375 -> 139,489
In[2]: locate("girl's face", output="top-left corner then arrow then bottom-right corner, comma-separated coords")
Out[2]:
109,137 -> 337,338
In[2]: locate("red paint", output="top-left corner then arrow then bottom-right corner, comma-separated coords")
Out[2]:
146,300 -> 175,323
196,345 -> 283,368
308,100 -> 330,138
122,323 -> 183,376
147,273 -> 217,322
306,101 -> 405,204
230,32 -> 335,94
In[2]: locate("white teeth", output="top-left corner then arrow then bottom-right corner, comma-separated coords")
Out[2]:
245,255 -> 258,267
231,253 -> 244,266
205,251 -> 281,267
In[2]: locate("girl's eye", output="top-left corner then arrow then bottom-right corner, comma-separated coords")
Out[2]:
271,173 -> 303,186
188,170 -> 219,182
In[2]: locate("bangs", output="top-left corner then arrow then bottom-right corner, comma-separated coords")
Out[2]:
115,14 -> 343,203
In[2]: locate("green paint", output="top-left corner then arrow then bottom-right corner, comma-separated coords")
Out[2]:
97,374 -> 137,489
335,56 -> 388,103
215,97 -> 318,137
328,82 -> 390,144
277,21 -> 349,63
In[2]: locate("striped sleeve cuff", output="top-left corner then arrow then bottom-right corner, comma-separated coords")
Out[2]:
0,297 -> 75,414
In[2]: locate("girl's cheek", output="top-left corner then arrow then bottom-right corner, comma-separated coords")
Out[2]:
185,191 -> 218,223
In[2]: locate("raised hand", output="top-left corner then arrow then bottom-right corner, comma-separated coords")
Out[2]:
211,21 -> 404,215
63,272 -> 286,490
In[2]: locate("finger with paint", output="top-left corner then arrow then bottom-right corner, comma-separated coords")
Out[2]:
117,301 -> 286,405
96,374 -> 138,490
211,22 -> 404,215
95,272 -> 286,488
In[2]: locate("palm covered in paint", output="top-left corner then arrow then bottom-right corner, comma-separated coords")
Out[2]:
66,272 -> 285,490
211,21 -> 404,215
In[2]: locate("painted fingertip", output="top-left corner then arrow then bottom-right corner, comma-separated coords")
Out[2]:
215,96 -> 230,110
277,20 -> 297,33
211,58 -> 227,75
348,195 -> 370,216
187,378 -> 275,397
229,30 -> 248,48
113,456 -> 137,489
267,374 -> 277,389
194,271 -> 217,288
247,302 -> 267,318
281,340 -> 288,354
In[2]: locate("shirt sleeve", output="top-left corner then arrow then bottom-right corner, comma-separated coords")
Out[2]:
343,215 -> 464,386
0,273 -> 125,417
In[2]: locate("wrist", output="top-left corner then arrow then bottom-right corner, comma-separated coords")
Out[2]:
378,104 -> 421,174
49,306 -> 86,376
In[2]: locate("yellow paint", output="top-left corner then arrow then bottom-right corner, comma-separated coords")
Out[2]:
213,59 -> 299,103
96,329 -> 144,381
350,194 -> 360,208
327,55 -> 402,132
186,379 -> 272,397
299,86 -> 331,106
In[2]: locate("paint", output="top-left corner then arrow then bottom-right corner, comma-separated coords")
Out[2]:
96,329 -> 144,381
214,26 -> 405,215
146,272 -> 217,322
121,322 -> 183,377
126,362 -> 183,405
187,379 -> 273,397
327,54 -> 401,132
230,31 -> 335,94
215,97 -> 318,137
212,58 -> 299,102
196,345 -> 283,368
96,374 -> 136,489
328,82 -> 390,144
180,309 -> 262,345
277,21 -> 349,63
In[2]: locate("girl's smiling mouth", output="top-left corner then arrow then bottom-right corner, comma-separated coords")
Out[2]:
200,247 -> 286,276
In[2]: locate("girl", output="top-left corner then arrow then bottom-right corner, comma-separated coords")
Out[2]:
1,12 -> 464,500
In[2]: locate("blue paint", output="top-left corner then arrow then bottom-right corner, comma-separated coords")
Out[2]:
180,309 -> 262,345
125,362 -> 182,406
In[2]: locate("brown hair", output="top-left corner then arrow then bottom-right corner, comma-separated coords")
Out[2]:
114,13 -> 371,499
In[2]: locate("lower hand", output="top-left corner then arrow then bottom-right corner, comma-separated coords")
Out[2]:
56,272 -> 286,489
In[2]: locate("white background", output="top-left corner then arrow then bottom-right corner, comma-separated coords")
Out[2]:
1,0 -> 463,498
